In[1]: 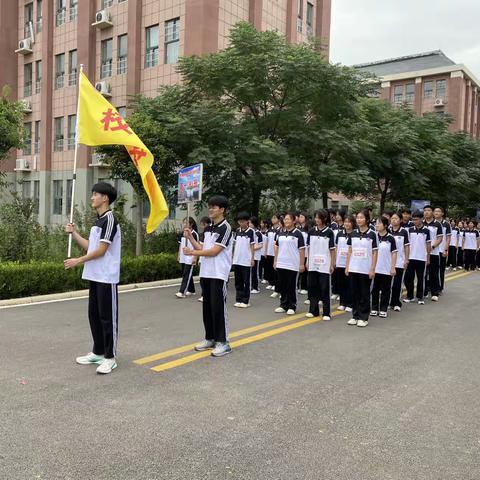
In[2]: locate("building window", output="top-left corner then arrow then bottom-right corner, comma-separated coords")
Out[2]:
33,180 -> 40,214
68,50 -> 77,86
69,0 -> 77,21
102,0 -> 114,8
22,181 -> 31,200
117,34 -> 128,74
35,120 -> 41,153
117,106 -> 127,119
164,18 -> 180,64
36,0 -> 43,33
101,38 -> 113,78
405,83 -> 415,104
67,115 -> 76,150
145,25 -> 159,68
393,85 -> 404,104
424,80 -> 433,99
54,117 -> 64,151
53,180 -> 63,215
55,53 -> 65,89
306,3 -> 314,36
436,79 -> 446,99
24,123 -> 33,155
25,3 -> 34,38
35,60 -> 42,94
56,0 -> 66,26
66,179 -> 73,213
24,63 -> 33,97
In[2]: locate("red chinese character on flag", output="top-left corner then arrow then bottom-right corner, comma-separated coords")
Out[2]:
128,146 -> 147,167
100,108 -> 133,134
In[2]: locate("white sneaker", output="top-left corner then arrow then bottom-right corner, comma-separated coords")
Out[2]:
76,352 -> 105,365
330,294 -> 337,300
96,358 -> 117,374
261,279 -> 268,284
337,305 -> 346,311
305,312 -> 315,318
347,318 -> 357,325
275,307 -> 286,313
299,289 -> 308,295
251,289 -> 260,294
194,339 -> 215,351
453,267 -> 457,271
176,292 -> 186,298
370,310 -> 378,317
304,299 -> 310,305
379,311 -> 387,318
431,296 -> 439,302
393,306 -> 401,312
286,309 -> 295,315
238,303 -> 250,308
234,302 -> 241,307
357,320 -> 368,327
322,316 -> 331,321
211,342 -> 232,357
266,285 -> 273,290
345,307 -> 353,312
185,292 -> 195,296
198,296 -> 203,302
418,300 -> 425,305
270,292 -> 280,298
403,298 -> 414,303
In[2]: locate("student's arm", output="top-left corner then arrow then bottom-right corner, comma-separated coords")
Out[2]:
299,248 -> 305,273
444,225 -> 451,254
391,251 -> 397,276
65,223 -> 89,251
404,244 -> 410,267
432,225 -> 443,248
330,247 -> 336,274
370,250 -> 378,279
185,244 -> 224,258
183,227 -> 203,250
426,242 -> 432,264
345,246 -> 352,275
273,245 -> 279,270
251,243 -> 255,266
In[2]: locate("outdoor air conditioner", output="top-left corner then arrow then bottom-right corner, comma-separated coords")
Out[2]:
14,159 -> 32,171
20,99 -> 32,113
92,10 -> 113,28
434,98 -> 445,107
15,38 -> 33,54
95,81 -> 112,97
89,153 -> 106,167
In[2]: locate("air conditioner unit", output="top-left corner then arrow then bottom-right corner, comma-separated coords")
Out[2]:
434,98 -> 445,107
14,159 -> 32,171
89,153 -> 107,167
95,81 -> 112,97
15,38 -> 33,54
20,99 -> 32,113
92,10 -> 113,28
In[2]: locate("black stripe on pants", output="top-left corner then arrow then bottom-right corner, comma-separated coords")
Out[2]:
88,281 -> 118,359
276,268 -> 298,311
200,278 -> 228,342
350,272 -> 371,321
404,259 -> 426,300
439,254 -> 447,291
251,260 -> 260,291
389,267 -> 404,308
424,255 -> 441,296
234,265 -> 251,304
336,267 -> 352,308
179,263 -> 195,294
307,271 -> 331,316
464,249 -> 476,271
371,273 -> 392,312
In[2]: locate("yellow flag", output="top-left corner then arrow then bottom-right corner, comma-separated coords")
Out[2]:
77,71 -> 168,233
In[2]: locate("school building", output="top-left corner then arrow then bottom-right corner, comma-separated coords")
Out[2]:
0,0 -> 332,228
354,50 -> 480,138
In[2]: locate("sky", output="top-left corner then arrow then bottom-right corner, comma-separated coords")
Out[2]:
330,0 -> 480,79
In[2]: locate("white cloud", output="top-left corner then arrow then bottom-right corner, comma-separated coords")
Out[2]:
330,0 -> 480,79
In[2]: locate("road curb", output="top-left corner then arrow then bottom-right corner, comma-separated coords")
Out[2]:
0,276 -> 199,307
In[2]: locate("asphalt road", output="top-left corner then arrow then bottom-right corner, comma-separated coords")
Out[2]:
1,270 -> 479,480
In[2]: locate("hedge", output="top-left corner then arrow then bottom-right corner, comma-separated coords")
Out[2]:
0,253 -> 195,300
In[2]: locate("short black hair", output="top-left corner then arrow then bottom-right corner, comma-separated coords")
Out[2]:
92,182 -> 117,205
412,210 -> 424,218
357,208 -> 371,223
314,209 -> 329,225
236,211 -> 250,221
401,208 -> 411,214
200,216 -> 211,226
423,204 -> 433,211
434,206 -> 445,214
208,195 -> 229,210
250,216 -> 260,228
377,216 -> 389,228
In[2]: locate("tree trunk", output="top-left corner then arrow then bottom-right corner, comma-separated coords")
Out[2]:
251,186 -> 261,218
135,193 -> 143,256
379,189 -> 387,214
322,191 -> 328,209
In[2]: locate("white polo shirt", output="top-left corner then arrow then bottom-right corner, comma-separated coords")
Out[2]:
178,230 -> 199,265
424,219 -> 443,256
463,229 -> 479,250
307,226 -> 335,273
82,210 -> 121,284
450,227 -> 459,248
347,228 -> 378,275
335,229 -> 350,268
233,227 -> 255,267
199,219 -> 233,281
389,226 -> 410,268
408,226 -> 431,261
375,232 -> 397,275
253,229 -> 263,261
266,228 -> 278,257
438,219 -> 451,252
275,228 -> 305,272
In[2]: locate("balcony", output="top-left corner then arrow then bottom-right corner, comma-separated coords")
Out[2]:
68,71 -> 77,86
24,82 -> 33,98
55,74 -> 65,90
35,80 -> 42,94
117,57 -> 127,75
101,61 -> 113,79
67,137 -> 76,150
145,50 -> 159,68
296,17 -> 303,33
56,9 -> 66,27
69,5 -> 78,21
54,138 -> 64,151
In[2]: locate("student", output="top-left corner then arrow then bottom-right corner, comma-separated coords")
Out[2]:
423,205 -> 443,302
401,208 -> 414,229
305,209 -> 336,320
274,212 -> 306,315
457,221 -> 465,269
328,209 -> 338,230
331,210 -> 345,301
366,206 -> 376,230
259,218 -> 270,284
448,219 -> 459,271
434,206 -> 451,293
336,214 -> 356,312
176,217 -> 199,298
265,214 -> 281,293
64,182 -> 121,375
371,217 -> 397,318
462,221 -> 480,271
404,211 -> 431,305
197,216 -> 212,303
388,212 -> 410,311
249,216 -> 263,294
296,212 -> 310,295
345,209 -> 378,328
232,212 -> 255,308
183,195 -> 233,357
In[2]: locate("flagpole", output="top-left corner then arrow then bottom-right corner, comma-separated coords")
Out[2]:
67,64 -> 84,258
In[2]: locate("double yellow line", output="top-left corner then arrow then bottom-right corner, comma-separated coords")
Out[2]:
134,270 -> 472,373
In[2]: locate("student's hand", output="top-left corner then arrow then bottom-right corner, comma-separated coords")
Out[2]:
329,266 -> 334,275
369,269 -> 375,279
404,260 -> 409,268
273,262 -> 277,270
65,223 -> 76,234
345,268 -> 349,276
64,257 -> 81,269
251,259 -> 255,267
183,227 -> 192,239
391,267 -> 396,276
442,250 -> 448,257
299,264 -> 305,273
183,247 -> 194,256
